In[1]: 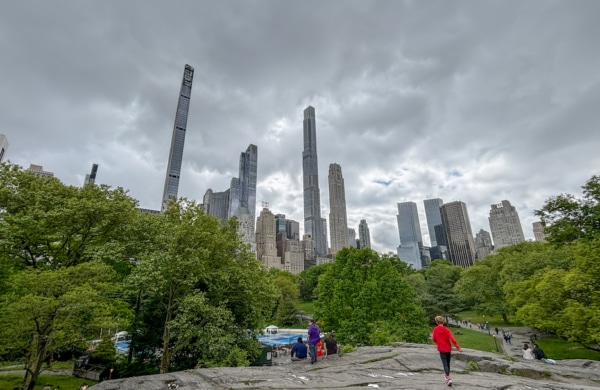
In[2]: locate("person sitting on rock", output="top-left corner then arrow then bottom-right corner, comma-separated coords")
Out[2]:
291,337 -> 308,361
533,343 -> 557,365
522,343 -> 535,360
324,333 -> 338,356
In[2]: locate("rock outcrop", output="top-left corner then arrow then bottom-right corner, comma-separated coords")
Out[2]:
90,343 -> 600,389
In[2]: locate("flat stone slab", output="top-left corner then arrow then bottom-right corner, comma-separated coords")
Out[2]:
90,343 -> 600,389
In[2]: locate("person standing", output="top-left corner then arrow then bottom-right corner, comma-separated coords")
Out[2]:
307,319 -> 321,364
432,315 -> 461,386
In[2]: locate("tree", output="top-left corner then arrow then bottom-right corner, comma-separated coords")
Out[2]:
0,162 -> 139,269
314,248 -> 429,346
268,269 -> 300,327
0,261 -> 130,390
127,200 -> 277,373
535,175 -> 600,244
298,263 -> 331,301
419,260 -> 463,320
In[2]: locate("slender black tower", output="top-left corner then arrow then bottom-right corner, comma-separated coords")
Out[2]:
162,64 -> 194,211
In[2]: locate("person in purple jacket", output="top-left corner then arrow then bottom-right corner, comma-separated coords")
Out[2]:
307,319 -> 321,364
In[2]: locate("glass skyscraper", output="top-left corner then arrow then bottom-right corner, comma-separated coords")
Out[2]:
424,198 -> 444,246
162,64 -> 194,211
396,202 -> 424,270
302,106 -> 328,257
440,201 -> 476,267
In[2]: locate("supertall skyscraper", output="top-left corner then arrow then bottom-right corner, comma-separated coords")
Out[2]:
161,64 -> 194,211
84,163 -> 98,186
302,106 -> 328,257
488,200 -> 525,249
328,163 -> 348,255
396,201 -> 424,270
228,144 -> 258,226
440,201 -> 476,267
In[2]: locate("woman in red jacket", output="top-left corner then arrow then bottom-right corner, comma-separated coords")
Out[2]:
432,316 -> 461,386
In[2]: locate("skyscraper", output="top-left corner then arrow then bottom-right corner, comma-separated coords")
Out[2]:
0,134 -> 8,162
26,164 -> 54,178
256,207 -> 281,270
358,219 -> 371,249
532,221 -> 547,242
302,106 -> 328,257
440,201 -> 476,267
161,64 -> 194,211
474,229 -> 493,259
328,163 -> 348,255
228,144 -> 258,223
424,198 -> 444,246
84,163 -> 98,186
396,201 -> 424,270
488,200 -> 525,249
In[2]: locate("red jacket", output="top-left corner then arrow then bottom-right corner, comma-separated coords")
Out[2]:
432,325 -> 460,353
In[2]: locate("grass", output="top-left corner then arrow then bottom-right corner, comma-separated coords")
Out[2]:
455,310 -> 520,327
296,301 -> 315,315
0,374 -> 97,389
535,338 -> 600,361
449,327 -> 503,354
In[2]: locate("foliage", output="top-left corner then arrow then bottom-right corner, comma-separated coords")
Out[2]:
0,162 -> 139,269
268,269 -> 300,327
535,175 -> 600,244
417,260 -> 463,321
298,263 -> 331,301
314,247 -> 429,346
92,338 -> 117,365
0,261 -> 130,390
126,200 -> 277,373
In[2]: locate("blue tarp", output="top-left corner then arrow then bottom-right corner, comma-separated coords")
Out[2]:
257,333 -> 306,346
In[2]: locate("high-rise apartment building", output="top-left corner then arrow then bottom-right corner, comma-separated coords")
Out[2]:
203,188 -> 230,222
358,219 -> 371,249
396,201 -> 424,270
474,229 -> 493,259
84,163 -> 98,186
0,134 -> 8,162
440,201 -> 476,267
488,200 -> 525,249
286,219 -> 300,241
161,64 -> 194,211
255,207 -> 281,270
532,221 -> 547,242
348,228 -> 358,248
302,106 -> 328,257
424,198 -> 444,246
328,163 -> 349,255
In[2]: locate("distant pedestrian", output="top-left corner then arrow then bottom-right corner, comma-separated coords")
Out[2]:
495,327 -> 499,335
432,315 -> 461,386
307,319 -> 320,364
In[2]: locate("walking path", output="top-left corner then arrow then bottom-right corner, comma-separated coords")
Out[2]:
447,318 -> 537,359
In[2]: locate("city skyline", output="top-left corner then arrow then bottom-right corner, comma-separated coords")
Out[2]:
2,2 -> 600,255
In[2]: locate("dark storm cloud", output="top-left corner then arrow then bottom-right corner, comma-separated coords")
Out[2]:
2,0 -> 599,253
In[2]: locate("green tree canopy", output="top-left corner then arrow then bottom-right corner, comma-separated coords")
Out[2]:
418,260 -> 463,321
314,248 -> 429,346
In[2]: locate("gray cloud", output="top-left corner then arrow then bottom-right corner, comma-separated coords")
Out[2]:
2,0 -> 599,254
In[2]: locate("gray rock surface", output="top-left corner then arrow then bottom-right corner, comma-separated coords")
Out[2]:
90,343 -> 600,389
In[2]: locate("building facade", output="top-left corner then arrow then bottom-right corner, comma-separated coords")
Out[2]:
302,106 -> 328,257
328,163 -> 349,255
26,164 -> 54,178
396,201 -> 425,270
474,228 -> 494,260
532,221 -> 547,242
162,64 -> 194,211
488,200 -> 525,249
440,201 -> 476,267
255,207 -> 281,270
358,219 -> 371,249
228,144 -> 258,223
424,198 -> 444,246
84,163 -> 98,186
0,134 -> 8,162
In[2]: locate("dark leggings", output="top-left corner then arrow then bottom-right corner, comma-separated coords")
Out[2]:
439,352 -> 452,375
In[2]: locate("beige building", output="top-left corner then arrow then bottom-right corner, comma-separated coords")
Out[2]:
328,163 -> 349,255
488,200 -> 525,249
26,164 -> 54,178
255,207 -> 281,270
532,221 -> 547,242
440,201 -> 476,267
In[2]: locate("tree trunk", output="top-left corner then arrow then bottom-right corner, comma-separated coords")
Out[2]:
22,334 -> 49,390
159,303 -> 173,373
502,312 -> 509,323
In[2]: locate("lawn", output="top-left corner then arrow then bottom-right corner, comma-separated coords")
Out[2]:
536,338 -> 600,361
296,301 -> 315,315
455,310 -> 520,327
446,326 -> 504,354
0,374 -> 96,389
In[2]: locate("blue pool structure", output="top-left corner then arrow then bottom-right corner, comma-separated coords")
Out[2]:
257,333 -> 306,346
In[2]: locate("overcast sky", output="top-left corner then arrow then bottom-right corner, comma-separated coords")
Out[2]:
2,1 -> 599,254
